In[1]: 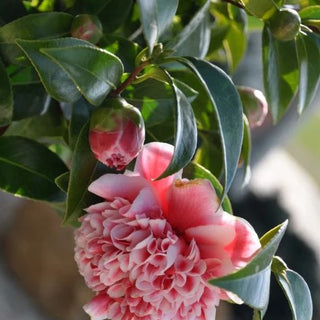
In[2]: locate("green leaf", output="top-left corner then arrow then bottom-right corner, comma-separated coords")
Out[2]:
176,57 -> 243,196
0,12 -> 73,64
296,32 -> 320,114
16,38 -> 93,102
64,122 -> 110,225
159,78 -> 197,179
240,115 -> 251,187
210,220 -> 288,310
5,100 -> 66,141
272,256 -> 313,320
299,5 -> 320,30
262,26 -> 299,122
69,98 -> 91,150
167,0 -> 211,58
184,161 -> 233,214
55,171 -> 70,193
0,58 -> 13,126
100,34 -> 140,72
42,45 -> 124,105
12,82 -> 49,120
137,0 -> 179,53
0,136 -> 67,201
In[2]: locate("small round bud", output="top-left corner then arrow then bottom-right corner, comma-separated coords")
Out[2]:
89,98 -> 145,170
238,86 -> 268,128
268,8 -> 301,41
71,14 -> 103,44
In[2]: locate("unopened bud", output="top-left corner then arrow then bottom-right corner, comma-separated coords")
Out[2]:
89,98 -> 145,170
71,14 -> 103,44
238,86 -> 268,128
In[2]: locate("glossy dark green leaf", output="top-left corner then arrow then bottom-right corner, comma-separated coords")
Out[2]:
69,98 -> 91,150
167,0 -> 211,58
210,220 -> 288,310
296,32 -> 320,114
64,122 -> 111,225
0,12 -> 73,64
158,78 -> 197,179
0,136 -> 67,201
184,161 -> 233,214
0,58 -> 13,126
12,82 -> 49,120
42,45 -> 123,105
262,26 -> 299,122
176,57 -> 243,196
137,0 -> 179,53
272,256 -> 313,320
55,171 -> 70,193
16,38 -> 94,102
98,0 -> 133,33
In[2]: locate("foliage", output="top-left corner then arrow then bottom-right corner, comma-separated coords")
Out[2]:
0,0 -> 317,318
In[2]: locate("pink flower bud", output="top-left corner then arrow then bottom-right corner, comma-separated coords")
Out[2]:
71,14 -> 103,44
238,86 -> 268,128
89,98 -> 145,170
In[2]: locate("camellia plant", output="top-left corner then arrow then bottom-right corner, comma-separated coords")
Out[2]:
0,0 -> 318,319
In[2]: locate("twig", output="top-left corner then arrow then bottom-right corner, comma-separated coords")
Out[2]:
222,0 -> 245,9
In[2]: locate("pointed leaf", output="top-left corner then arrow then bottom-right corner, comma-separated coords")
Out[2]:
262,26 -> 299,122
210,220 -> 288,310
241,115 -> 251,187
176,57 -> 243,196
65,122 -> 98,224
167,0 -> 211,58
42,45 -> 123,105
0,12 -> 73,64
0,58 -> 13,126
272,256 -> 313,320
152,69 -> 197,180
137,0 -> 179,53
16,38 -> 94,102
0,136 -> 67,201
296,32 -> 320,114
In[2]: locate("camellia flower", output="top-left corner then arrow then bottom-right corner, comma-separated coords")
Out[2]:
89,98 -> 145,171
74,142 -> 261,320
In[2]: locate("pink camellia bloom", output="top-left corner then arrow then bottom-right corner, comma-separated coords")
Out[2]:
89,98 -> 145,171
74,142 -> 261,320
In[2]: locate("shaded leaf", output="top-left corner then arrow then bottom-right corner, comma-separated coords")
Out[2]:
272,256 -> 313,320
210,221 -> 288,310
55,171 -> 70,193
262,26 -> 299,122
176,57 -> 243,196
12,82 -> 49,120
0,58 -> 13,126
240,115 -> 251,187
42,45 -> 123,105
0,136 -> 67,201
137,0 -> 179,53
296,32 -> 320,113
167,0 -> 211,58
0,12 -> 73,64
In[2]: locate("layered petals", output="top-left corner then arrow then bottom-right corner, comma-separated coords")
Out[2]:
75,142 -> 261,320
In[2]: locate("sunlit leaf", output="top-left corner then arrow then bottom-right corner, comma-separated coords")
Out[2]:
262,26 -> 299,122
210,221 -> 288,310
296,32 -> 320,113
137,0 -> 179,53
